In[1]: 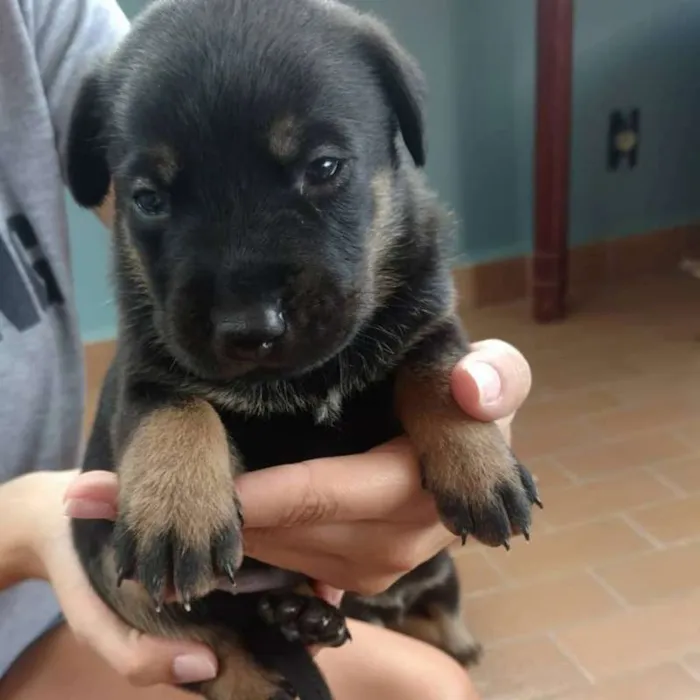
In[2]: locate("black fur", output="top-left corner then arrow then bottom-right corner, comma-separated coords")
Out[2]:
67,1 -> 538,698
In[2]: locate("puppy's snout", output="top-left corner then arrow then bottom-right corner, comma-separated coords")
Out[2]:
213,301 -> 287,362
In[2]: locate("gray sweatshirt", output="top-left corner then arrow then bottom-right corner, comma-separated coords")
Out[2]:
0,0 -> 128,677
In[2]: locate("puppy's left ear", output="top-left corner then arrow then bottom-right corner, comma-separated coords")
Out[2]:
358,18 -> 428,167
66,66 -> 112,209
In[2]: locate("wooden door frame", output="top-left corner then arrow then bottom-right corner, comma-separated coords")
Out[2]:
533,0 -> 574,322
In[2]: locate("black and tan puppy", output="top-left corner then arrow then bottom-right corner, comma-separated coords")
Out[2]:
66,0 -> 541,698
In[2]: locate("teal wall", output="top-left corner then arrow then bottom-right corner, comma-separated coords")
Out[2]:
570,0 -> 700,246
68,0 -> 700,340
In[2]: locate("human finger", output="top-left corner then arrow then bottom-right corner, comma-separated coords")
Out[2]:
63,470 -> 119,520
236,439 -> 429,529
451,338 -> 532,423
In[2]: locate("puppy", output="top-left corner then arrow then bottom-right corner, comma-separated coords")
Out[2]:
66,0 -> 541,698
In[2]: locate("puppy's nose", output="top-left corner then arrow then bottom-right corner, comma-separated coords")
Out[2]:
213,303 -> 287,361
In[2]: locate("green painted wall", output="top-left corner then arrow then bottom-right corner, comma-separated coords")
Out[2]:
67,0 -> 700,340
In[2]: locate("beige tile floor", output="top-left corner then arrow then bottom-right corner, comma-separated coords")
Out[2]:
454,272 -> 700,699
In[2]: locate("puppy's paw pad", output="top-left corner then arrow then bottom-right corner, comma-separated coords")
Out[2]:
260,594 -> 350,648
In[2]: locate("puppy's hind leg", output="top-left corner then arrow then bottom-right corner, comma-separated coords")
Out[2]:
390,554 -> 482,668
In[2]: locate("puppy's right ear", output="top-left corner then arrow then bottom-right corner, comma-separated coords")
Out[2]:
66,68 -> 111,209
352,14 -> 428,168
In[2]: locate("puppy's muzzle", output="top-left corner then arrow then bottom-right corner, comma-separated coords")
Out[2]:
212,301 -> 287,362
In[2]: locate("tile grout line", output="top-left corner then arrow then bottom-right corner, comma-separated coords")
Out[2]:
586,567 -> 632,610
641,463 -> 692,499
617,512 -> 667,550
546,631 -> 597,686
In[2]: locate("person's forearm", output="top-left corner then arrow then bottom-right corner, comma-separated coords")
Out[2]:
0,474 -> 39,591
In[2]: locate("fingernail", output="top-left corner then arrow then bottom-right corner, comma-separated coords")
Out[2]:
172,655 -> 217,684
467,362 -> 502,406
63,499 -> 117,520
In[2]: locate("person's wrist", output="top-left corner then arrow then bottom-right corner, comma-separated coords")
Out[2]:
7,471 -> 76,582
1,473 -> 46,582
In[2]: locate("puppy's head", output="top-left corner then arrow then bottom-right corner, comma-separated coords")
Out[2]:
67,0 -> 428,381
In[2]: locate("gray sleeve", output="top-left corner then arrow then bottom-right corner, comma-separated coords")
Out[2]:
28,0 -> 130,181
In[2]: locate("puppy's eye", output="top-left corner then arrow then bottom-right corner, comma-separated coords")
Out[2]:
132,188 -> 169,218
304,157 -> 342,187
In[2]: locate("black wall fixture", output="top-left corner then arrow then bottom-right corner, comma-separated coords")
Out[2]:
608,109 -> 640,170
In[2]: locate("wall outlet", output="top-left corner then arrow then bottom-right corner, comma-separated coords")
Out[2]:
607,109 -> 640,170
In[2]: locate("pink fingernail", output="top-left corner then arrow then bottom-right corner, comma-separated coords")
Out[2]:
172,654 -> 217,684
468,362 -> 502,406
64,499 -> 117,520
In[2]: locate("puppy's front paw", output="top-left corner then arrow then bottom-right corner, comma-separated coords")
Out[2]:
113,400 -> 243,607
113,503 -> 242,608
259,594 -> 351,648
421,423 -> 541,548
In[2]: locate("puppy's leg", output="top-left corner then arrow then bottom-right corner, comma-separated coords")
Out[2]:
389,554 -> 482,667
342,553 -> 481,667
395,317 -> 541,548
112,392 -> 243,607
260,582 -> 351,649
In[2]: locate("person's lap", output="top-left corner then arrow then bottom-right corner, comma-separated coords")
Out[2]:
0,619 -> 479,700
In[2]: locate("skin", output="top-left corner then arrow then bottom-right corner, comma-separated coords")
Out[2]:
0,339 -> 530,700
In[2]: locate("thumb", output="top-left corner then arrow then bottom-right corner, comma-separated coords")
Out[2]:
451,339 -> 532,423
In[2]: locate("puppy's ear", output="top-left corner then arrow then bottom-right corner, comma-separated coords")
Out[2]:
66,68 -> 112,208
358,19 -> 427,167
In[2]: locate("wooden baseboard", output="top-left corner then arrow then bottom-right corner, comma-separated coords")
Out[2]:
454,224 -> 699,312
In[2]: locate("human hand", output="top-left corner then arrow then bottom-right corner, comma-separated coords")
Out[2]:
17,470 -> 219,688
232,338 -> 533,595
66,338 -> 532,598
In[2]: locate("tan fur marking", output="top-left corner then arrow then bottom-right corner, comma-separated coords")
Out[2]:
392,606 -> 481,666
268,115 -> 301,160
395,361 -> 516,504
115,216 -> 151,298
366,170 -> 402,304
118,399 -> 240,555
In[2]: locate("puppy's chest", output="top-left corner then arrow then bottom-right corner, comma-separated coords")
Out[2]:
218,376 -> 402,471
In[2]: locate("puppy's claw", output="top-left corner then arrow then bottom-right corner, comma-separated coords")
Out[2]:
502,540 -> 511,552
522,527 -> 531,542
460,532 -> 468,546
223,562 -> 237,587
535,497 -> 544,510
515,458 -> 542,509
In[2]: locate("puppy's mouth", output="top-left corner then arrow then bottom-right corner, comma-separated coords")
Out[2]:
167,328 -> 358,384
161,300 -> 367,384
